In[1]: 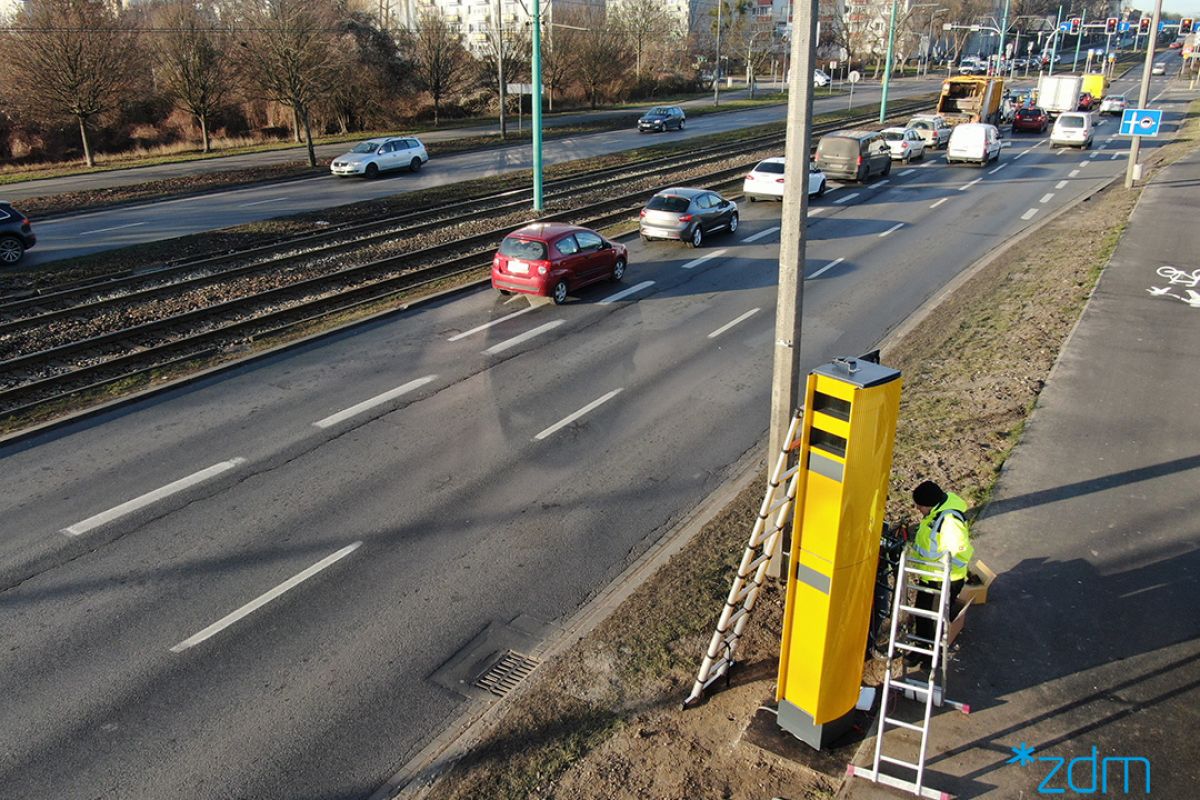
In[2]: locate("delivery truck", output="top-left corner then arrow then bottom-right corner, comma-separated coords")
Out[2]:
935,76 -> 1005,126
1037,74 -> 1084,116
1080,72 -> 1109,101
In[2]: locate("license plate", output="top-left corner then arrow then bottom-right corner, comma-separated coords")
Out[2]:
508,260 -> 529,274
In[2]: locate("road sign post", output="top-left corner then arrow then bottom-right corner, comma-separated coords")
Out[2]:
1126,0 -> 1164,188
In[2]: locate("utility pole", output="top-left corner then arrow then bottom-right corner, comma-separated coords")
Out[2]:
1073,9 -> 1086,71
766,0 -> 818,579
496,0 -> 507,139
1125,0 -> 1163,188
1049,5 -> 1062,76
714,0 -> 723,106
997,0 -> 1011,69
879,0 -> 898,123
532,0 -> 543,211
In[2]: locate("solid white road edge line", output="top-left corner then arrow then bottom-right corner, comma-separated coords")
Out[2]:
681,249 -> 728,270
534,388 -> 623,441
313,375 -> 437,429
1040,193 -> 1055,203
447,306 -> 537,341
599,280 -> 655,305
62,458 -> 248,537
169,542 -> 362,653
879,223 -> 903,238
810,257 -> 844,279
745,226 -> 781,243
1021,208 -> 1039,220
958,177 -> 982,191
78,222 -> 147,236
708,308 -> 761,339
834,192 -> 860,204
930,197 -> 949,209
483,320 -> 565,355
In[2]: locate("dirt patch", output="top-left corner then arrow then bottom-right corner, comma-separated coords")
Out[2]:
413,110 -> 1200,800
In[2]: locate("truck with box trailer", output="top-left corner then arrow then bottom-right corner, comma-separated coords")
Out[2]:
1036,74 -> 1084,116
935,76 -> 1006,126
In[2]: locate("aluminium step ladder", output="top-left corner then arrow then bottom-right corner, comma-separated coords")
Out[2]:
682,408 -> 804,709
848,550 -> 970,799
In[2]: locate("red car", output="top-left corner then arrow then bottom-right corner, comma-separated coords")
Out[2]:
1012,106 -> 1049,133
1077,92 -> 1095,112
491,222 -> 628,305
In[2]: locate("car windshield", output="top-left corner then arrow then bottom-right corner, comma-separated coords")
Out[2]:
351,142 -> 380,153
1059,116 -> 1085,129
498,237 -> 547,259
646,195 -> 691,212
910,120 -> 932,130
648,108 -> 671,116
883,131 -> 905,141
754,161 -> 785,174
1109,95 -> 1125,102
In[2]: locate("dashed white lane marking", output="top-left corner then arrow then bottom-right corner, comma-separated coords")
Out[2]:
708,307 -> 761,339
834,192 -> 860,204
313,375 -> 437,429
745,226 -> 781,243
599,280 -> 655,305
1079,160 -> 1090,167
810,257 -> 844,279
1021,208 -> 1039,220
872,179 -> 891,188
534,388 -> 623,441
170,542 -> 362,653
1110,152 -> 1121,160
78,221 -> 146,236
1069,169 -> 1080,177
958,177 -> 982,191
1040,193 -> 1055,203
448,307 -> 536,341
681,249 -> 728,270
930,197 -> 949,209
988,163 -> 1007,174
483,320 -> 565,355
808,208 -> 825,217
1056,180 -> 1069,189
1098,141 -> 1108,149
62,458 -> 248,536
1014,141 -> 1044,159
900,169 -> 916,176
879,223 -> 904,238
238,197 -> 289,207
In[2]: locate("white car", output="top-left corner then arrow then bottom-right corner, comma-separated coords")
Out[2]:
1152,62 -> 1166,75
881,127 -> 927,162
1099,93 -> 1127,115
814,69 -> 831,87
1050,112 -> 1094,149
742,157 -> 827,201
330,136 -> 429,178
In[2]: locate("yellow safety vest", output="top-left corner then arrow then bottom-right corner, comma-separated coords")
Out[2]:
909,492 -> 973,582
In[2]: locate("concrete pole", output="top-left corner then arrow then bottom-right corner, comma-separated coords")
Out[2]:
496,0 -> 507,139
879,0 -> 898,123
997,0 -> 1011,68
532,0 -> 543,211
1050,5 -> 1062,76
766,0 -> 818,579
1125,0 -> 1163,188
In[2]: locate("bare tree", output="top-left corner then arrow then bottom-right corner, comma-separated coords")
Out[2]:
152,0 -> 230,153
230,0 -> 343,167
572,11 -> 628,109
324,11 -> 409,133
478,12 -> 529,138
610,0 -> 672,80
411,8 -> 472,126
3,0 -> 140,167
541,15 -> 584,111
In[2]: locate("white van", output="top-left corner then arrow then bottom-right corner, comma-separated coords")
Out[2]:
1050,112 -> 1094,149
946,123 -> 1001,166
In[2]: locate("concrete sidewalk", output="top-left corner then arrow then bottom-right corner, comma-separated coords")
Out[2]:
840,145 -> 1200,795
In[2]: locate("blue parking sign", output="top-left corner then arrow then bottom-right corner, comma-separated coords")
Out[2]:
1120,108 -> 1163,137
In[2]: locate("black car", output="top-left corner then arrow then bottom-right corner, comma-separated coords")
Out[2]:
0,201 -> 36,265
637,106 -> 686,133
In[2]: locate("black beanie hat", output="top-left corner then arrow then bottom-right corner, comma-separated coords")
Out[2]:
912,480 -> 947,507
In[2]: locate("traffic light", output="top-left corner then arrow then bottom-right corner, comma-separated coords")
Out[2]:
1105,17 -> 1117,34
1139,17 -> 1152,35
1069,17 -> 1081,34
1182,18 -> 1194,34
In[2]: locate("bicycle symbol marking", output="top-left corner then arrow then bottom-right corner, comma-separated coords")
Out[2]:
1147,266 -> 1200,308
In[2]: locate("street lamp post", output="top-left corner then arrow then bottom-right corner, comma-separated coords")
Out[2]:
1073,9 -> 1086,71
532,0 -> 542,211
997,0 -> 1012,69
879,0 -> 899,123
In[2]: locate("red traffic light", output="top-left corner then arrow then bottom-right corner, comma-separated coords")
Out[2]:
1068,17 -> 1081,34
1182,18 -> 1194,34
1105,17 -> 1117,34
1139,17 -> 1152,35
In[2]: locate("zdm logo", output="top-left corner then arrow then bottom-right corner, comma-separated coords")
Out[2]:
1008,742 -> 1151,795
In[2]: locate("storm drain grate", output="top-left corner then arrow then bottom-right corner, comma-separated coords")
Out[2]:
474,650 -> 540,698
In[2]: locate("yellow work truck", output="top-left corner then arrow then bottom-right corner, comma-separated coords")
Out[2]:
935,76 -> 1006,126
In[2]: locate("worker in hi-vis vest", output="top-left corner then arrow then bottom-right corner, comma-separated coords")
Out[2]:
906,480 -> 974,668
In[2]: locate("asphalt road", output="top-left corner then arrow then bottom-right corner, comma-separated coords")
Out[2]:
0,80 -> 1189,800
15,78 -> 947,268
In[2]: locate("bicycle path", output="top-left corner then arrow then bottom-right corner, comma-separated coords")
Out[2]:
839,130 -> 1200,798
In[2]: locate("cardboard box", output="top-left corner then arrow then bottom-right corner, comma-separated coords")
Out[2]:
957,559 -> 997,606
947,596 -> 973,646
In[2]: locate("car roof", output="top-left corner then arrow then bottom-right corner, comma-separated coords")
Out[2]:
752,157 -> 786,167
881,127 -> 909,133
825,129 -> 880,139
506,222 -> 589,241
654,187 -> 706,198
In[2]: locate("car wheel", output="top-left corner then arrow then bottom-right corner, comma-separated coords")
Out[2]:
640,233 -> 651,242
817,180 -> 827,197
0,236 -> 24,264
611,258 -> 626,282
552,280 -> 568,305
689,226 -> 704,248
679,119 -> 685,130
902,152 -> 910,165
857,164 -> 868,182
882,160 -> 892,176
747,195 -> 756,202
409,157 -> 422,172
498,289 -> 513,296
728,213 -> 739,234
365,162 -> 379,179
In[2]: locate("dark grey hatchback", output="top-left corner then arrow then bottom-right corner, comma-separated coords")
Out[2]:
639,187 -> 738,248
0,201 -> 36,265
637,106 -> 686,133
